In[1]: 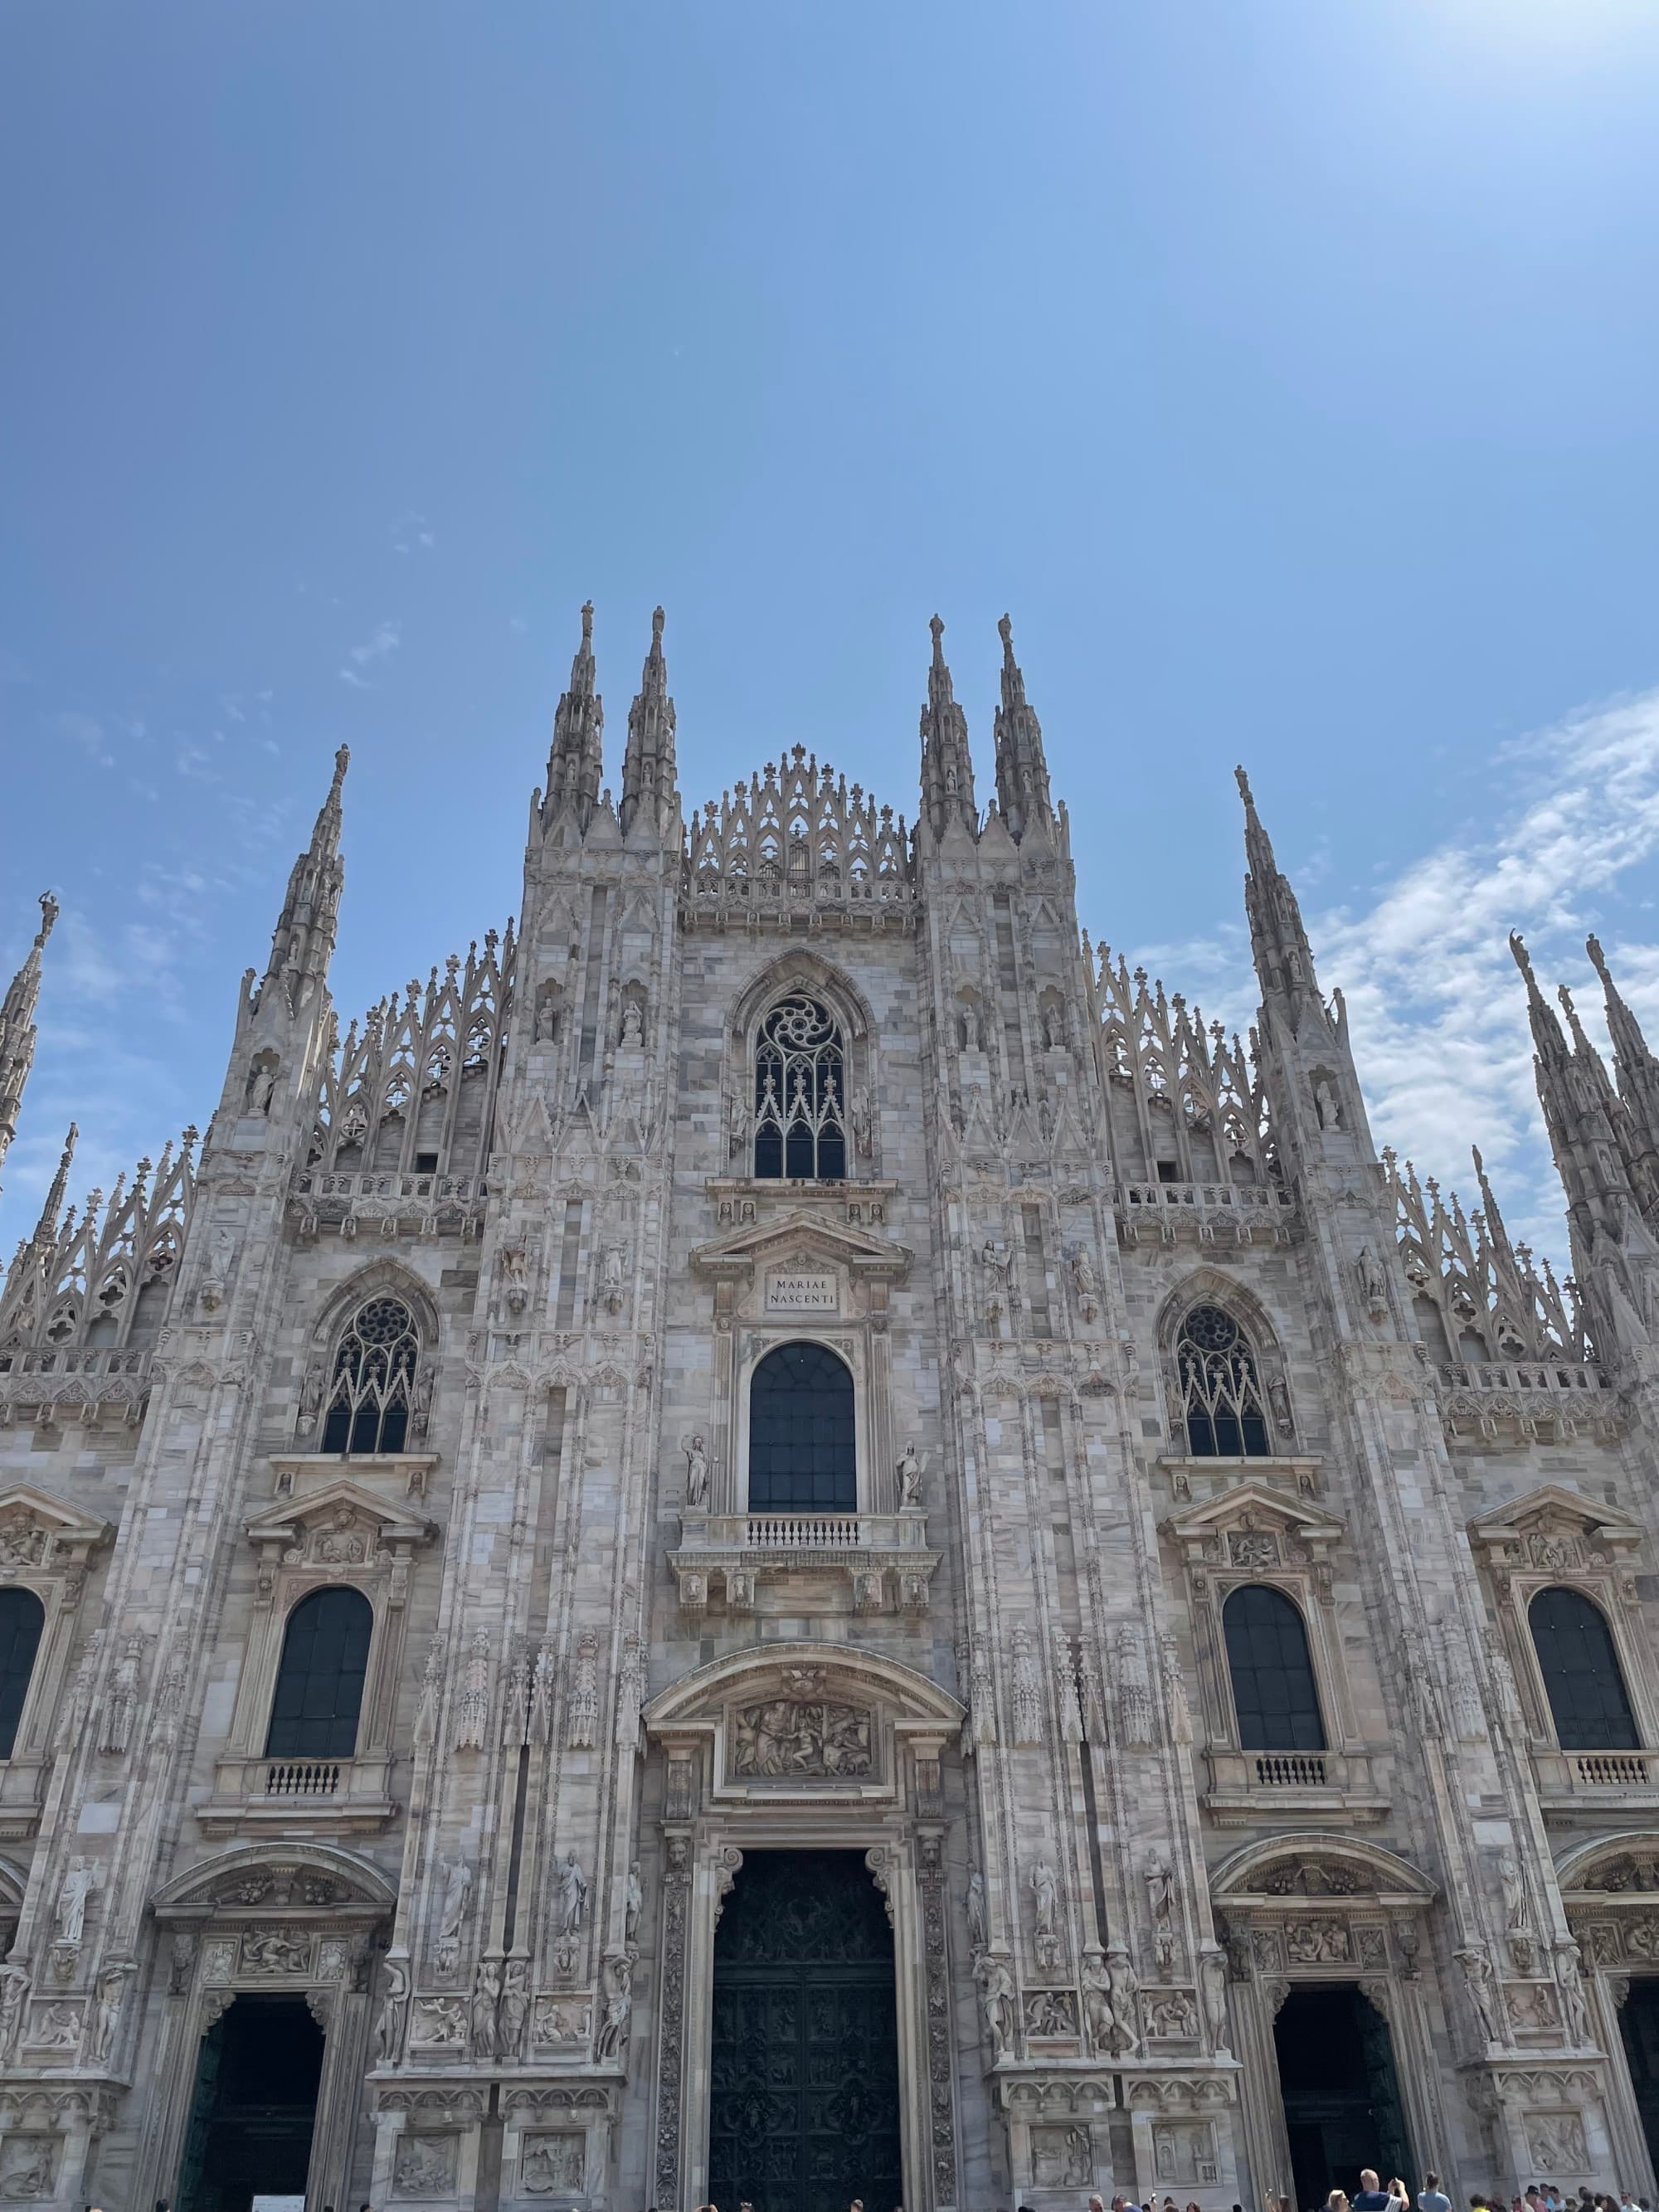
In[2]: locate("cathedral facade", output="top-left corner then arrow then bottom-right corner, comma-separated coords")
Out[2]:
2,607 -> 1659,2212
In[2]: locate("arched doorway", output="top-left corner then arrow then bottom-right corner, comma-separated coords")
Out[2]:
177,1994 -> 325,2212
709,1850 -> 901,2212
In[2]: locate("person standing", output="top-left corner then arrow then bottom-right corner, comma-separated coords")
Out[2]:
1419,2174 -> 1452,2212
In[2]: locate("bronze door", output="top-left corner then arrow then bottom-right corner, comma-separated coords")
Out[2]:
709,1850 -> 902,2212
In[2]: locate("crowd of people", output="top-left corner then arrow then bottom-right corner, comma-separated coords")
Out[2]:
684,2178 -> 1657,2212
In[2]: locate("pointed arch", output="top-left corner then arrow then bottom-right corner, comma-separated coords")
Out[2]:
728,949 -> 875,1048
1157,1266 -> 1293,1456
305,1260 -> 440,1456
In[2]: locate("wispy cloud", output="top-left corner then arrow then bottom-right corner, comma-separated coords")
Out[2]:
338,618 -> 402,687
1120,687 -> 1659,1258
391,513 -> 435,555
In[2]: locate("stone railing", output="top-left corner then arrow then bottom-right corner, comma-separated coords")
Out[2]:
265,1760 -> 342,1797
1438,1360 -> 1617,1444
1251,1752 -> 1328,1788
200,1753 -> 395,1835
1203,1745 -> 1387,1823
1114,1180 -> 1295,1247
1532,1746 -> 1659,1801
680,870 -> 918,932
669,1510 -> 940,1618
289,1168 -> 488,1242
0,1344 -> 153,1427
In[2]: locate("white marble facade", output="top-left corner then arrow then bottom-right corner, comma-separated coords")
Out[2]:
2,607 -> 1659,2212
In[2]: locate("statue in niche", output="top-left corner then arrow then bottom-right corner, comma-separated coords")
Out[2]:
896,1441 -> 923,1509
470,1956 -> 502,2056
1355,1244 -> 1388,1319
1107,1942 -> 1141,2053
534,980 -> 561,1043
499,1957 -> 529,2057
374,1957 -> 410,2064
555,1852 -> 588,1940
438,1856 -> 474,1942
54,1860 -> 95,1948
245,1053 -> 279,1115
1313,1072 -> 1342,1130
1456,1945 -> 1501,2045
980,1238 -> 1012,1325
594,1955 -> 631,2060
1499,1851 -> 1529,1932
975,1952 -> 1014,2059
850,1086 -> 873,1157
966,1870 -> 987,1955
619,997 -> 645,1049
601,1243 -> 626,1313
1031,1859 -> 1059,1966
683,1435 -> 708,1508
625,1862 -> 643,1946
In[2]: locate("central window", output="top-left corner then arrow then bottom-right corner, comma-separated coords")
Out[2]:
749,1341 -> 856,1510
754,995 -> 846,1180
1178,1302 -> 1270,1457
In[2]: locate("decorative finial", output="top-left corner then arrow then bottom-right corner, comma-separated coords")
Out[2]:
580,600 -> 594,643
998,612 -> 1014,661
331,744 -> 349,788
1586,931 -> 1609,982
651,605 -> 665,649
929,613 -> 945,664
1233,766 -> 1255,809
36,892 -> 58,946
1508,928 -> 1534,981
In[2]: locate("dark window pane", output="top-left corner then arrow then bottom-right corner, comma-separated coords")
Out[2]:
0,1589 -> 45,1760
752,998 -> 848,1183
1178,1302 -> 1272,1460
1530,1585 -> 1639,1751
1223,1584 -> 1326,1752
749,1341 -> 856,1510
265,1586 -> 372,1759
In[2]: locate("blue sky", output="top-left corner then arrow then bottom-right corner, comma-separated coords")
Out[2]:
3,0 -> 1658,1258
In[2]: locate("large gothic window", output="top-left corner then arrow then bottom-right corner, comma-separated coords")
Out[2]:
1529,1586 -> 1639,1751
0,1589 -> 45,1761
1223,1584 -> 1326,1752
265,1587 -> 373,1761
754,996 -> 847,1181
1177,1302 -> 1270,1457
320,1296 -> 419,1455
748,1342 -> 856,1510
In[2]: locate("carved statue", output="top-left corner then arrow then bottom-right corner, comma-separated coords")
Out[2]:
683,1434 -> 709,1508
1199,1947 -> 1230,2055
601,1242 -> 626,1312
1068,1244 -> 1099,1321
1312,1072 -> 1341,1130
595,1955 -> 632,2061
1031,1859 -> 1059,1945
1456,1944 -> 1501,2046
54,1858 -> 95,1947
980,1239 -> 1012,1324
88,1960 -> 132,2069
1499,1851 -> 1529,1932
1115,1625 -> 1153,1748
975,1953 -> 1014,2059
437,1856 -> 474,1942
33,2005 -> 80,2051
1106,1942 -> 1141,2054
968,1641 -> 997,1750
1354,1244 -> 1388,1319
0,2145 -> 53,2199
374,1956 -> 410,2064
471,1956 -> 502,2056
966,1870 -> 987,1954
0,1965 -> 30,2062
1556,1940 -> 1592,2046
615,1636 -> 643,1750
100,1635 -> 144,1755
625,1861 -> 643,1946
1145,1853 -> 1176,1959
1082,1952 -> 1128,2055
499,1957 -> 529,2058
555,1851 -> 588,1940
895,1440 -> 923,1509
1012,1625 -> 1043,1745
620,997 -> 645,1049
533,979 -> 561,1043
395,2140 -> 455,2197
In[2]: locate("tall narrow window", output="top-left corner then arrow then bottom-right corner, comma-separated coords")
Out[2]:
1223,1584 -> 1326,1751
753,996 -> 847,1180
265,1587 -> 372,1760
1530,1586 -> 1639,1751
748,1341 -> 856,1510
1177,1303 -> 1270,1456
0,1590 -> 45,1760
320,1296 -> 419,1455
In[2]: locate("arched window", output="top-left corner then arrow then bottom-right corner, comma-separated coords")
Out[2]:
1529,1586 -> 1639,1751
1223,1584 -> 1326,1751
753,996 -> 847,1180
1177,1302 -> 1270,1457
320,1296 -> 420,1455
0,1590 -> 45,1760
748,1342 -> 856,1510
265,1587 -> 372,1760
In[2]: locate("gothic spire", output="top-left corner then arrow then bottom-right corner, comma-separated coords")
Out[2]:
1511,930 -> 1635,1252
991,614 -> 1052,843
919,615 -> 977,840
619,605 -> 679,841
543,601 -> 605,833
1587,932 -> 1659,1214
0,892 -> 58,1191
259,746 -> 348,1019
1236,768 -> 1321,1020
31,1124 -> 76,1249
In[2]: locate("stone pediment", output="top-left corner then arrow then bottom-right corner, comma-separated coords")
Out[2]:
0,1485 -> 112,1570
645,1641 -> 961,1732
1209,1831 -> 1436,1907
1467,1483 -> 1644,1556
1162,1481 -> 1343,1546
245,1477 -> 435,1553
150,1840 -> 397,1919
689,1208 -> 910,1285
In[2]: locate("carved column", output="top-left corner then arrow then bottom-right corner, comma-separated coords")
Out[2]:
650,1831 -> 693,2212
307,1975 -> 377,2212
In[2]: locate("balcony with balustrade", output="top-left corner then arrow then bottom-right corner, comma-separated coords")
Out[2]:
1114,1179 -> 1296,1247
199,1751 -> 397,1837
1203,1743 -> 1389,1826
669,1509 -> 941,1620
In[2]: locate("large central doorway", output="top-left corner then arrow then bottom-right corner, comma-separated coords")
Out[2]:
1274,1986 -> 1411,2208
1620,1979 -> 1659,2180
176,1995 -> 324,2212
710,1849 -> 902,2212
